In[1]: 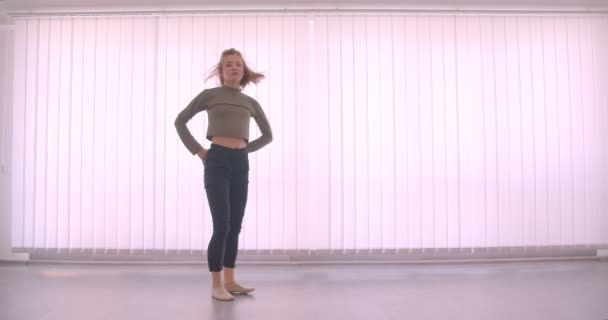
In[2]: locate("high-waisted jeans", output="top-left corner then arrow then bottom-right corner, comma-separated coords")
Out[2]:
203,143 -> 249,272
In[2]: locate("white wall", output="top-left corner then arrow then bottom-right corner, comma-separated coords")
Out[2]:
0,7 -> 29,261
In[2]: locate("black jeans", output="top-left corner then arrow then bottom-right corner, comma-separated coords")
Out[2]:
204,143 -> 249,272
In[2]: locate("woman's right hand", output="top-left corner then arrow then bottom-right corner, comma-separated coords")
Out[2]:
197,148 -> 208,161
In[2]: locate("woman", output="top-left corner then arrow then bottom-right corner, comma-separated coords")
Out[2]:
175,48 -> 272,301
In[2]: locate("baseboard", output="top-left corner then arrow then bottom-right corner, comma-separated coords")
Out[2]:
6,245 -> 606,266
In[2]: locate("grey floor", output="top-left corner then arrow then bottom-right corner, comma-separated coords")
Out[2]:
1,260 -> 608,320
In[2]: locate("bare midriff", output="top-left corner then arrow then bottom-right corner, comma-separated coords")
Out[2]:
211,136 -> 247,149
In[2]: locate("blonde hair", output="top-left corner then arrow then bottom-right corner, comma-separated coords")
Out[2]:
206,48 -> 264,88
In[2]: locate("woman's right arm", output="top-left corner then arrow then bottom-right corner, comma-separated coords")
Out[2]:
174,90 -> 208,156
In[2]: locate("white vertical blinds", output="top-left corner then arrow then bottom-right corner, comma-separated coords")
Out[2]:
8,14 -> 608,254
1,25 -> 13,232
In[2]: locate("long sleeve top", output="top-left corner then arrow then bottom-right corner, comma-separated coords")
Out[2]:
175,86 -> 273,154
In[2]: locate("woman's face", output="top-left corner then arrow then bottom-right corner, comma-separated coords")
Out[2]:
221,54 -> 244,85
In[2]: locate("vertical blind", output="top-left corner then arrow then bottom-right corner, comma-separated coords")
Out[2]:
9,14 -> 608,254
1,25 -> 12,213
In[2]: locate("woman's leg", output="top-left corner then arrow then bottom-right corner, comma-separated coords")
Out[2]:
223,168 -> 247,269
223,154 -> 254,294
205,181 -> 230,273
206,185 -> 235,301
205,151 -> 235,301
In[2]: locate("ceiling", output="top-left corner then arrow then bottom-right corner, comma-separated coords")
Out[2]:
1,0 -> 607,14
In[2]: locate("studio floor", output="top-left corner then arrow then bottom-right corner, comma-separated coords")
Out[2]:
1,259 -> 607,320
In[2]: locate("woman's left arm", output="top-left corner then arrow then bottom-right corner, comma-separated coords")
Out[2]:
246,100 -> 273,153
